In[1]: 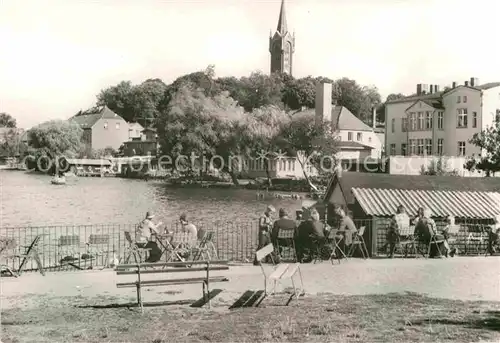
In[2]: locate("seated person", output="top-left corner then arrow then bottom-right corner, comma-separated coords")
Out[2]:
334,205 -> 358,247
441,215 -> 457,257
487,215 -> 500,255
295,209 -> 326,262
414,208 -> 446,258
387,205 -> 410,258
135,211 -> 163,262
271,208 -> 298,256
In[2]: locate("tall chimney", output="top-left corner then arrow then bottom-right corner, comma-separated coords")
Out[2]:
422,84 -> 429,94
452,81 -> 457,88
464,81 -> 469,86
434,84 -> 440,92
372,106 -> 377,129
470,77 -> 479,87
429,85 -> 434,93
416,84 -> 423,95
315,82 -> 333,126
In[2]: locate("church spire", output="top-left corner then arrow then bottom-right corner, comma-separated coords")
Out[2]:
276,0 -> 288,35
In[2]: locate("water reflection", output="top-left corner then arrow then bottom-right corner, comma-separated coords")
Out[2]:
1,172 -> 306,227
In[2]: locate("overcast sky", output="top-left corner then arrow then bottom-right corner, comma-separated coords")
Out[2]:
1,0 -> 499,128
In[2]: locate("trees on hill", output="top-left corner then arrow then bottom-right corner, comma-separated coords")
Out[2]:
0,113 -> 17,128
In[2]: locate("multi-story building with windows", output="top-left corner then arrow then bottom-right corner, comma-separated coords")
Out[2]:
385,78 -> 500,158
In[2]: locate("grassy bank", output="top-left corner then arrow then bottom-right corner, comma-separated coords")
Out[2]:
1,292 -> 499,342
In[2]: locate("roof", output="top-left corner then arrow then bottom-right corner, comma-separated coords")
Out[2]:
324,172 -> 500,204
476,82 -> 500,90
337,141 -> 372,150
297,106 -> 374,131
386,92 -> 442,104
70,106 -> 121,129
276,0 -> 288,35
65,158 -> 112,166
142,127 -> 157,132
352,188 -> 500,219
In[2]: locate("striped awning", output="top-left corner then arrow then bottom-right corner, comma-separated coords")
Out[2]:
351,188 -> 500,219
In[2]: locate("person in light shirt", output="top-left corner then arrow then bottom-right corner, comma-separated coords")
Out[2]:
179,213 -> 197,237
135,211 -> 163,262
387,205 -> 410,258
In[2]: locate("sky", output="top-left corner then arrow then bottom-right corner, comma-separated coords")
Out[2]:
1,0 -> 499,129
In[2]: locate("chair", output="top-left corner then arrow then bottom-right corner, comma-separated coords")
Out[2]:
255,244 -> 304,302
426,230 -> 445,258
327,229 -> 347,264
57,235 -> 86,268
347,226 -> 369,259
123,231 -> 150,264
192,231 -> 218,261
86,234 -> 111,269
466,225 -> 487,255
1,237 -> 19,277
276,229 -> 296,262
397,225 -> 419,258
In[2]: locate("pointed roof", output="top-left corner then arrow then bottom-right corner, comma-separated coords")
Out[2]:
276,0 -> 288,35
70,105 -> 121,129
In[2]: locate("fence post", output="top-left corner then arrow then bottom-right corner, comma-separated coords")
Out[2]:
371,217 -> 378,257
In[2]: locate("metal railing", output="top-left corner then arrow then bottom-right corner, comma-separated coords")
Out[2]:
0,221 -> 259,272
0,217 -> 496,273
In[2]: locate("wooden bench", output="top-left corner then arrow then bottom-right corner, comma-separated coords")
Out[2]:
115,260 -> 230,312
255,244 -> 304,302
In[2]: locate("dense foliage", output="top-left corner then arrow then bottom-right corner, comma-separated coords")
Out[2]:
464,119 -> 500,176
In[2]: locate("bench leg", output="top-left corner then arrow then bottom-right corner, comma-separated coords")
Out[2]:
136,283 -> 143,313
203,280 -> 211,309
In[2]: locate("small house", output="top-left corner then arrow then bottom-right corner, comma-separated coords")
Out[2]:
323,172 -> 500,256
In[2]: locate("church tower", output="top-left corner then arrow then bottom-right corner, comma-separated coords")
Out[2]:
269,0 -> 295,76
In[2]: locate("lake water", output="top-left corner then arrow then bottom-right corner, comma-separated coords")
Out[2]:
1,171 -> 306,227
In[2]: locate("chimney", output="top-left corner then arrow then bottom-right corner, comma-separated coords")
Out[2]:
372,107 -> 377,129
429,85 -> 434,93
470,77 -> 479,87
434,84 -> 440,92
421,84 -> 429,94
464,81 -> 469,87
452,81 -> 457,88
416,84 -> 423,95
315,82 -> 333,126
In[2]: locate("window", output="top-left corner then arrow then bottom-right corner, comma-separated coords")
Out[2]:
457,96 -> 461,103
463,96 -> 467,103
104,122 -> 108,129
115,122 -> 120,129
437,139 -> 443,155
357,132 -> 362,141
391,119 -> 395,133
401,143 -> 407,156
425,139 -> 432,155
457,108 -> 468,128
417,139 -> 424,155
417,112 -> 424,130
390,144 -> 396,156
368,137 -> 372,143
437,112 -> 444,129
288,160 -> 292,171
472,112 -> 477,128
457,141 -> 466,156
402,118 -> 408,132
410,112 -> 417,130
425,111 -> 432,129
409,139 -> 416,155
347,132 -> 353,141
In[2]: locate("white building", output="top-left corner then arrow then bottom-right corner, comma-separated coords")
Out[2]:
385,78 -> 500,158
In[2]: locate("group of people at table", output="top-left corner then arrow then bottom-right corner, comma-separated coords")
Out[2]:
134,211 -> 199,263
253,204 -> 357,264
254,203 -> 500,264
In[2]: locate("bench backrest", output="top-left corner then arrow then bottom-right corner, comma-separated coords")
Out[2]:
89,234 -> 110,245
59,235 -> 80,246
255,243 -> 274,261
115,260 -> 229,275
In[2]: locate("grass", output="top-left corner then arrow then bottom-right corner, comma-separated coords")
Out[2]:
1,292 -> 499,343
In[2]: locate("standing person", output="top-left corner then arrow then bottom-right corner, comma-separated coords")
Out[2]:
487,214 -> 500,255
254,205 -> 276,265
386,205 -> 410,258
271,208 -> 298,258
136,211 -> 163,263
441,215 -> 456,257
